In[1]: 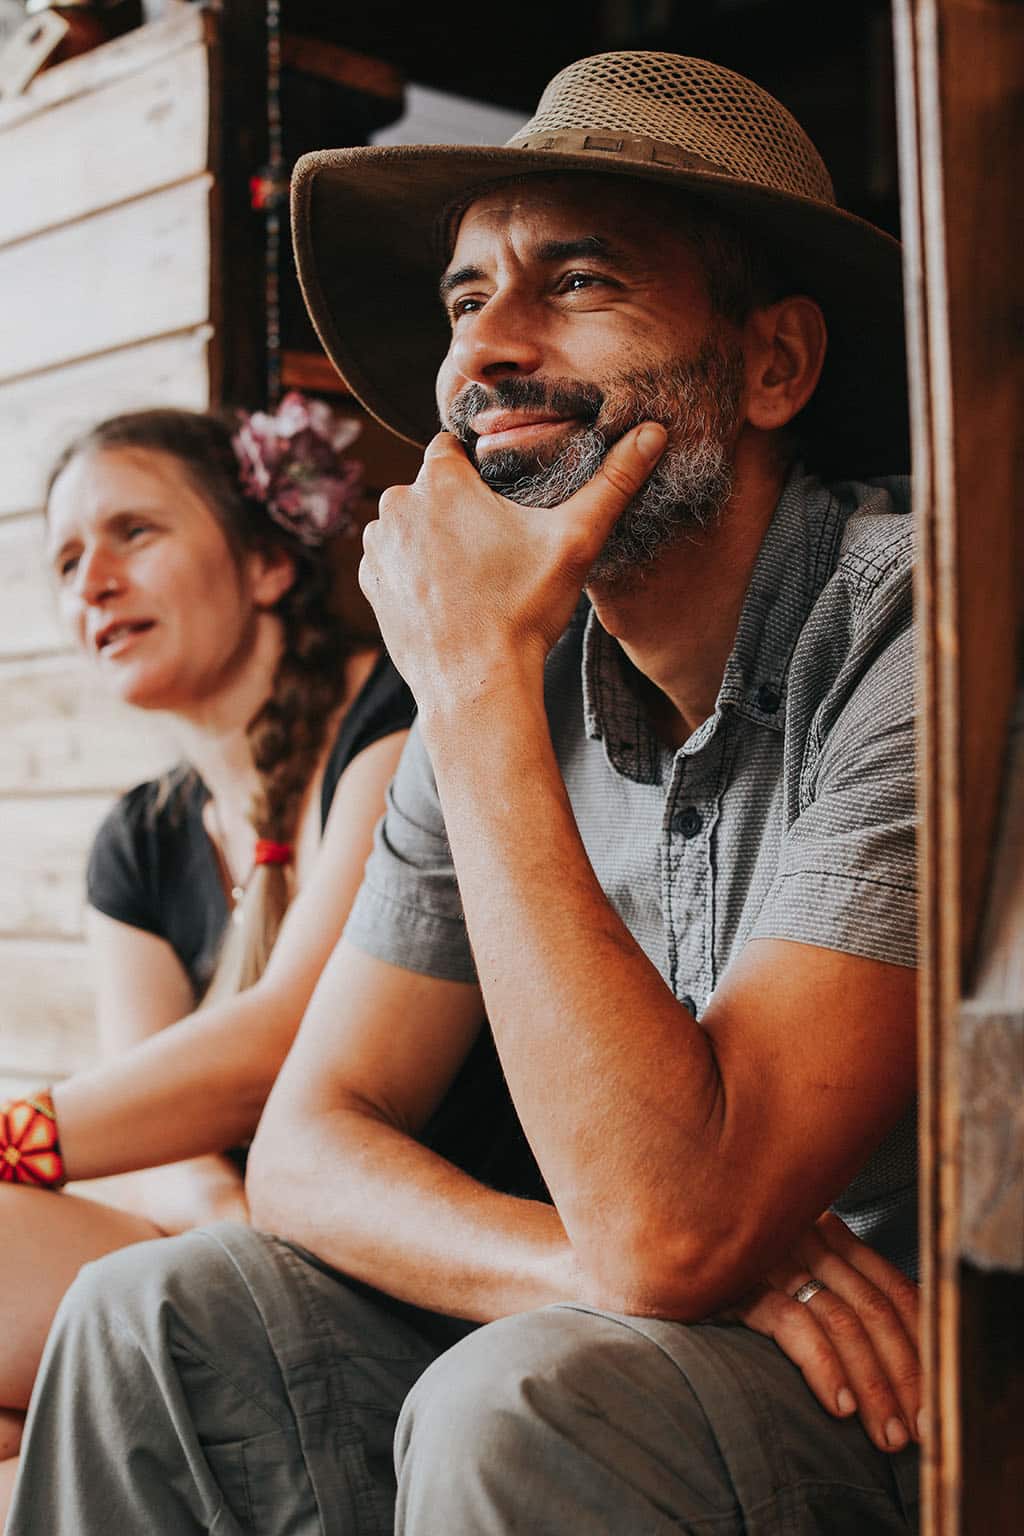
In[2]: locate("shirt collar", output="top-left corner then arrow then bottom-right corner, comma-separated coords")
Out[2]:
581,464 -> 844,780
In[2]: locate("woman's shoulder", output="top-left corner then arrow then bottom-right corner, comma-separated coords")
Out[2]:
87,766 -> 206,925
321,648 -> 415,819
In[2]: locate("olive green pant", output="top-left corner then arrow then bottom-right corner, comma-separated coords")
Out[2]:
7,1222 -> 918,1534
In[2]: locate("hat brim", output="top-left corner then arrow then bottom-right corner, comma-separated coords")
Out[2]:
292,143 -> 908,475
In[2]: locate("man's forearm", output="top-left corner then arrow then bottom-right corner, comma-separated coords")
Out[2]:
418,679 -> 733,1315
247,1098 -> 578,1321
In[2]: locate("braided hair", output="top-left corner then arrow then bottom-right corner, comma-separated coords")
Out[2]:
47,404 -> 363,1001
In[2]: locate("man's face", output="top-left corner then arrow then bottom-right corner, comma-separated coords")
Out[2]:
436,177 -> 748,583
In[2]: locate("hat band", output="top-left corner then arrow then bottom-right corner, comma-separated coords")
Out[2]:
509,127 -> 733,179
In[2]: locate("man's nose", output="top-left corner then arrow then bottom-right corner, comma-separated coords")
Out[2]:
448,291 -> 545,385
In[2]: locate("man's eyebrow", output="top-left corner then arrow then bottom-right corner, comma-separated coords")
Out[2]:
534,235 -> 636,269
439,264 -> 485,302
439,237 -> 639,303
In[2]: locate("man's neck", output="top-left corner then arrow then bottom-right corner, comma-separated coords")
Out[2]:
587,447 -> 787,747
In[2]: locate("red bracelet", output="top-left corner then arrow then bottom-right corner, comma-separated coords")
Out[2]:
0,1089 -> 66,1189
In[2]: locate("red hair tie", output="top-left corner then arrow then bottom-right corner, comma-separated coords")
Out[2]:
254,839 -> 293,867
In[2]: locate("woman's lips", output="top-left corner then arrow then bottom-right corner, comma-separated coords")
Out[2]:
95,619 -> 155,657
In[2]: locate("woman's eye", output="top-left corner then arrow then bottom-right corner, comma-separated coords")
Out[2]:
125,522 -> 151,541
58,554 -> 80,579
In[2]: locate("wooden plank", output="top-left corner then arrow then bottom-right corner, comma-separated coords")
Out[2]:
0,42 -> 210,250
959,1003 -> 1024,1271
280,33 -> 403,101
0,176 -> 211,386
0,328 -> 212,519
0,653 -> 176,794
892,2 -> 1024,1532
0,793 -> 111,940
0,512 -> 64,657
0,938 -> 97,1078
959,692 -> 1024,1272
0,3 -> 205,133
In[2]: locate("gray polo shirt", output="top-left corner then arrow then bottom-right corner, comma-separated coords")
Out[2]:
346,466 -> 919,1276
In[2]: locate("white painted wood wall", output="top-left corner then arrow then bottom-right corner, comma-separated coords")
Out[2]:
0,6 -> 218,1096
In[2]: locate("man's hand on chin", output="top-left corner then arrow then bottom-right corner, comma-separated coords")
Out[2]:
359,424 -> 666,714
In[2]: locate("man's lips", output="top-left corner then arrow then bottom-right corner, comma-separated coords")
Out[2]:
471,411 -> 578,455
93,618 -> 155,655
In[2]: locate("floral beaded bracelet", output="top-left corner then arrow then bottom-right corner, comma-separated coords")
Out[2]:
0,1089 -> 66,1188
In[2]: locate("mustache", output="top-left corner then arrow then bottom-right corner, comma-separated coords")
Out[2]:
446,378 -> 605,450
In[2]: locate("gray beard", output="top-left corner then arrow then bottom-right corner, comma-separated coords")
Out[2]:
447,338 -> 745,586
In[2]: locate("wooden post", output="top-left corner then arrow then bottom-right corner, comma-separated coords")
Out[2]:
891,2 -> 1024,1531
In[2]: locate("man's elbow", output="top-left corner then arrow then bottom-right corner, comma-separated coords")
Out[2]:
574,1219 -> 746,1322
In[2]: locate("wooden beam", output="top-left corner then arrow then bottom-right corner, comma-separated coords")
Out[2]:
280,33 -> 403,102
892,2 -> 1024,1532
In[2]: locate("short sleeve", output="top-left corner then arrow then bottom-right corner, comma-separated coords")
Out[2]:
86,784 -> 164,936
343,721 -> 478,983
749,622 -> 917,967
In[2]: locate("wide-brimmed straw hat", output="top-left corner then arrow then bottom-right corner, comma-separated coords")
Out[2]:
292,51 -> 908,474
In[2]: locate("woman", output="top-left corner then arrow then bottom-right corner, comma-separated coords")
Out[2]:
0,395 -> 414,1497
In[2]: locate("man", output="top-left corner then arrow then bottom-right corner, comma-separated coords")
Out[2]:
9,51 -> 921,1534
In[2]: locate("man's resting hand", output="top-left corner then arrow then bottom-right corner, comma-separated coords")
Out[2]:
718,1212 -> 921,1454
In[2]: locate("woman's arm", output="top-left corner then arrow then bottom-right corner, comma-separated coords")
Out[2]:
54,729 -> 409,1181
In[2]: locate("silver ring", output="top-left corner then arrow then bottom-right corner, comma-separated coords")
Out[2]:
793,1279 -> 826,1305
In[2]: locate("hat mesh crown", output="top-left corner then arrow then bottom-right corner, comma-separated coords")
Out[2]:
510,52 -> 835,206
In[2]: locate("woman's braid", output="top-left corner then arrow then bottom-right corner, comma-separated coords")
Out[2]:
247,558 -> 351,846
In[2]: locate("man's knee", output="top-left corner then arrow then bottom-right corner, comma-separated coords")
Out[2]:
398,1305 -> 656,1463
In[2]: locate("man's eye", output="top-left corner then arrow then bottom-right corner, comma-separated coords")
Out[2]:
559,271 -> 604,293
451,295 -> 484,318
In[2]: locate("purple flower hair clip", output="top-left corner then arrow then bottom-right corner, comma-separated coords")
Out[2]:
231,392 -> 364,546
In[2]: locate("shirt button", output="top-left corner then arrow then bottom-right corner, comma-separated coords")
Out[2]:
756,684 -> 781,714
681,994 -> 697,1015
673,805 -> 702,838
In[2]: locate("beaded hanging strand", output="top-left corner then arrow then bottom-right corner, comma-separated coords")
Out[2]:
249,0 -> 286,409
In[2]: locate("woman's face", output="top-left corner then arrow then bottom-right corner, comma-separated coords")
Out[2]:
47,447 -> 285,713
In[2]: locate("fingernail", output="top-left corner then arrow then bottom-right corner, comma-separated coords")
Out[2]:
837,1387 -> 856,1415
885,1417 -> 908,1450
636,424 -> 666,459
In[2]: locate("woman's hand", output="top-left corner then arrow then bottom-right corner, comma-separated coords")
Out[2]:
718,1212 -> 922,1455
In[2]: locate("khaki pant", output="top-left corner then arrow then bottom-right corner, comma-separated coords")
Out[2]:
8,1222 -> 918,1534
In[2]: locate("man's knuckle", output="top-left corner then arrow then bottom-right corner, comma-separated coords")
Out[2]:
859,1291 -> 897,1330
817,1299 -> 863,1343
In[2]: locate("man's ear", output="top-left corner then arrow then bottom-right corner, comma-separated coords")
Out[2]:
249,545 -> 297,609
743,295 -> 827,431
